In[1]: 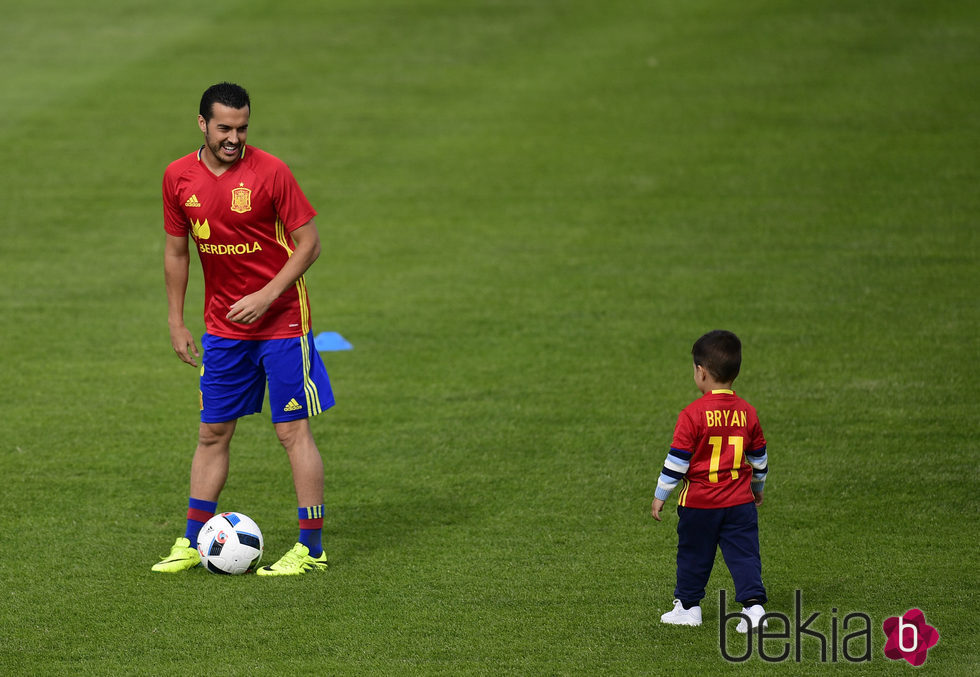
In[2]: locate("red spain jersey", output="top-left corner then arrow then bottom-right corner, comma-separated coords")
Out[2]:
163,145 -> 317,340
671,390 -> 767,509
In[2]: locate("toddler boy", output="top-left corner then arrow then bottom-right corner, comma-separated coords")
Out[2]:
652,330 -> 769,632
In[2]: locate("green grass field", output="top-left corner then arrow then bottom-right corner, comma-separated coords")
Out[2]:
1,0 -> 977,674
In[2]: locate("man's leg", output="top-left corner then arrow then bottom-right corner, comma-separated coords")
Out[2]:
189,420 -> 237,501
152,420 -> 236,572
273,418 -> 324,507
275,417 -> 326,557
256,418 -> 328,576
257,331 -> 333,576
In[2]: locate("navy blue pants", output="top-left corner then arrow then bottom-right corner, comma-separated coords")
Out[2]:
674,501 -> 767,606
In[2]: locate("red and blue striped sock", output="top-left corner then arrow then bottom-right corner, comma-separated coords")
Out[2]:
298,505 -> 324,557
185,497 -> 217,547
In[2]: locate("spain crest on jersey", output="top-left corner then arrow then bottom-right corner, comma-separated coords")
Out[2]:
230,183 -> 252,213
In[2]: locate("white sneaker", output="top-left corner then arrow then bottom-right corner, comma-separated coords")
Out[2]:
660,599 -> 702,626
736,604 -> 768,633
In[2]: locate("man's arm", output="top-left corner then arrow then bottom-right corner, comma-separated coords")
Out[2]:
164,233 -> 200,367
226,220 -> 321,325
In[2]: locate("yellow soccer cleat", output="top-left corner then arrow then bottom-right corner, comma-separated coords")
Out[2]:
256,543 -> 328,577
151,537 -> 201,573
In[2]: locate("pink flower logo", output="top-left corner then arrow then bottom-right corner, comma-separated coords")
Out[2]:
882,609 -> 939,666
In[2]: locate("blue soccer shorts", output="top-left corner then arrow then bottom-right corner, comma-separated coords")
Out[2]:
199,331 -> 335,424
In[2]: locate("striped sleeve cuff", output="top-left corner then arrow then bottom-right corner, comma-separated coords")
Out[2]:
745,445 -> 767,467
747,446 -> 768,491
655,448 -> 692,501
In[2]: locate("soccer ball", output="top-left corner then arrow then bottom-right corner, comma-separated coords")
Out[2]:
197,512 -> 264,575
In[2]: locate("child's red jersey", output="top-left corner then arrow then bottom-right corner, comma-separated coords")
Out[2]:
163,145 -> 317,340
671,390 -> 767,508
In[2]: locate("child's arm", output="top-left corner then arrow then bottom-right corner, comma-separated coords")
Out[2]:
746,444 -> 768,506
651,448 -> 692,522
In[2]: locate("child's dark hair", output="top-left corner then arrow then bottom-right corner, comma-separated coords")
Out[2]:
692,330 -> 742,384
199,82 -> 251,121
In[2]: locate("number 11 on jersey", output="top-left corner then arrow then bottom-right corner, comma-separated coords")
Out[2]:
708,436 -> 744,483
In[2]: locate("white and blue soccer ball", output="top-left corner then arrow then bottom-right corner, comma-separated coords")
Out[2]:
197,512 -> 264,575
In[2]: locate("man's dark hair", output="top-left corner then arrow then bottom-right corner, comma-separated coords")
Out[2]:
199,82 -> 251,121
692,330 -> 742,384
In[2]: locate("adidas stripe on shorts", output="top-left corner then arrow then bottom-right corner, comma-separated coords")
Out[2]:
199,331 -> 334,424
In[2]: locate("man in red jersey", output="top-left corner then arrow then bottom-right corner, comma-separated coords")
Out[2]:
153,83 -> 333,576
652,331 -> 770,630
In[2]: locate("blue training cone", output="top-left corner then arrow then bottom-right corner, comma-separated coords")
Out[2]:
314,331 -> 353,351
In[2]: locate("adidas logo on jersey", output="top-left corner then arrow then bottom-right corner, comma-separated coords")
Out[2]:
284,398 -> 303,412
184,194 -> 202,207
